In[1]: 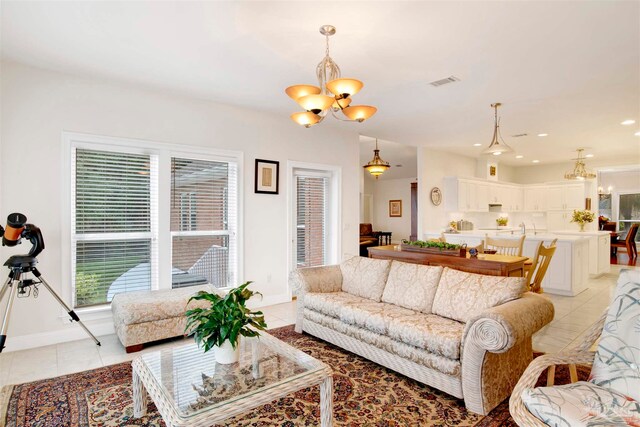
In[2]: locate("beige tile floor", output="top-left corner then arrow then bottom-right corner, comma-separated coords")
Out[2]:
0,264 -> 636,386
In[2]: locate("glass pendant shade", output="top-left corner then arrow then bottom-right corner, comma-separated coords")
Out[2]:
342,105 -> 377,122
296,94 -> 335,113
363,139 -> 390,179
291,112 -> 321,127
285,85 -> 321,101
332,97 -> 351,110
481,103 -> 514,155
326,78 -> 363,97
565,149 -> 596,180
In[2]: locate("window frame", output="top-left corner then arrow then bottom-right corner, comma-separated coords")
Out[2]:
62,132 -> 243,315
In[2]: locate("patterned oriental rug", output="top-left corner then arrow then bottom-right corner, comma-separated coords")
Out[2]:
1,326 -> 588,427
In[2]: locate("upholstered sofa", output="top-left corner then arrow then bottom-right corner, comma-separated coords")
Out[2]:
290,256 -> 554,415
359,223 -> 380,256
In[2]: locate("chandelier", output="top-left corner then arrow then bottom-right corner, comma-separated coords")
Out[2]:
481,102 -> 514,156
565,149 -> 596,180
285,25 -> 377,128
363,139 -> 390,179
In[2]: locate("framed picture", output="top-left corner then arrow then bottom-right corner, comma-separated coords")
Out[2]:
389,200 -> 402,217
255,159 -> 279,194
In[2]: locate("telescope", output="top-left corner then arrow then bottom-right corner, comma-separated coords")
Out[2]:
0,212 -> 100,352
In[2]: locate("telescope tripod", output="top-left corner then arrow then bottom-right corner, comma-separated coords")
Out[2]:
0,257 -> 101,353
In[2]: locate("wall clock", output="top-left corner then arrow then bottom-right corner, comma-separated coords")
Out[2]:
430,187 -> 442,206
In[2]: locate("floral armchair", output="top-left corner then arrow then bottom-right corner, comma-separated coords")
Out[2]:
509,269 -> 640,426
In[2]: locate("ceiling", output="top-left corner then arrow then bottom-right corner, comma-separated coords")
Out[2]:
360,136 -> 417,181
2,1 -> 639,165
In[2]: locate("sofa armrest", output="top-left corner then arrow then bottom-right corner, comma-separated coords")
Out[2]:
463,293 -> 554,354
289,265 -> 343,296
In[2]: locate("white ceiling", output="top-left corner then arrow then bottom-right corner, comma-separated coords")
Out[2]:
2,1 -> 639,165
360,136 -> 417,181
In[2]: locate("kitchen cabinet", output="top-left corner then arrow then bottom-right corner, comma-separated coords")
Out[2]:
503,185 -> 523,212
547,184 -> 585,211
546,211 -> 583,231
598,234 -> 611,275
524,187 -> 546,211
447,178 -> 489,212
542,239 -> 589,296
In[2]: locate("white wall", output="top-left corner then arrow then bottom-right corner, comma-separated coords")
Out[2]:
370,177 -> 415,243
417,147 -> 477,234
512,157 -> 640,184
0,61 -> 360,350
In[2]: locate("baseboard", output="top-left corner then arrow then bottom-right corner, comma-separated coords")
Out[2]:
2,318 -> 115,353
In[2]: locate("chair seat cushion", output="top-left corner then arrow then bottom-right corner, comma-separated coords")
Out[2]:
381,261 -> 443,313
432,267 -> 527,323
339,300 -> 416,335
303,292 -> 368,319
111,284 -> 215,325
387,314 -> 464,360
522,381 -> 640,426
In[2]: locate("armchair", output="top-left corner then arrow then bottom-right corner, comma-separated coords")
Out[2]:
359,223 -> 380,256
509,270 -> 640,426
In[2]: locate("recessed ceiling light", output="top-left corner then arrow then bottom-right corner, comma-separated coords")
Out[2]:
585,154 -> 594,158
537,133 -> 548,137
532,160 -> 540,163
515,155 -> 524,159
473,143 -> 482,147
621,119 -> 636,126
492,152 -> 502,156
635,131 -> 640,136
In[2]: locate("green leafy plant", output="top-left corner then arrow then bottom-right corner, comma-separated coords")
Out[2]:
402,239 -> 461,250
570,209 -> 595,225
496,217 -> 509,226
185,281 -> 267,352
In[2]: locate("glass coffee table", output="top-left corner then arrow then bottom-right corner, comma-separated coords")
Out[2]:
132,332 -> 333,426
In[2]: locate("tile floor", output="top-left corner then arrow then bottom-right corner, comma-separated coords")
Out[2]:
0,264 -> 637,386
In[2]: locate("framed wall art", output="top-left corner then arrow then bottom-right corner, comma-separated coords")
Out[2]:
389,200 -> 402,217
255,159 -> 279,194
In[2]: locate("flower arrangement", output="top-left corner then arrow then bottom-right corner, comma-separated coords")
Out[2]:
496,217 -> 509,226
571,210 -> 595,231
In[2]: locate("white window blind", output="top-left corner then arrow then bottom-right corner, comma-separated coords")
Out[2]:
72,148 -> 158,307
171,157 -> 237,289
295,174 -> 329,268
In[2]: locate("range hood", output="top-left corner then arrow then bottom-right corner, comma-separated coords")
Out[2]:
488,204 -> 503,212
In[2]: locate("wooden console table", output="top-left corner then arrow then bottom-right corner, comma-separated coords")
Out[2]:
368,245 -> 527,277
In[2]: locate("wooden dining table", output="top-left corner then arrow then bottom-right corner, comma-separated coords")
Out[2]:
368,245 -> 530,277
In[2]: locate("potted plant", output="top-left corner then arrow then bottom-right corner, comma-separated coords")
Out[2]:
185,281 -> 267,364
571,209 -> 595,232
496,217 -> 509,227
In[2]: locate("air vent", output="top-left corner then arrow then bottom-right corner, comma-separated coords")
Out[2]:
511,133 -> 528,138
395,164 -> 403,167
429,76 -> 460,87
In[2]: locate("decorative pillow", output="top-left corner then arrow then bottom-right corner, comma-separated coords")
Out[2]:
589,269 -> 640,402
340,256 -> 391,301
431,268 -> 527,323
382,261 -> 443,313
522,381 -> 640,427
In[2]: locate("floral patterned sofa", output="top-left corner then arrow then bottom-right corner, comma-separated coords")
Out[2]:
290,256 -> 554,415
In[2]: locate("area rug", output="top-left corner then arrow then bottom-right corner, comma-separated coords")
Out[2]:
1,326 -> 588,426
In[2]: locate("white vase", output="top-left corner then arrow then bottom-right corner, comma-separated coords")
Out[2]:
214,340 -> 240,364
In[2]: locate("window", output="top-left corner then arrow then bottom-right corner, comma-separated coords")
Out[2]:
294,172 -> 330,268
69,134 -> 241,308
618,192 -> 640,241
171,158 -> 237,289
72,149 -> 158,307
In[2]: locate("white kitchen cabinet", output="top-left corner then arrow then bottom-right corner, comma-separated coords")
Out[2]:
542,239 -> 589,296
547,184 -> 585,211
446,178 -> 489,212
457,180 -> 470,211
475,183 -> 489,211
524,187 -> 546,211
502,185 -> 523,212
598,234 -> 611,274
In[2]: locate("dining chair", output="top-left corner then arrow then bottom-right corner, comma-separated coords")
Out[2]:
610,223 -> 638,259
524,239 -> 557,293
485,234 -> 525,256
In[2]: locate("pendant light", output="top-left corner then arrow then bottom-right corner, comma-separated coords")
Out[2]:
564,149 -> 596,180
363,139 -> 390,179
481,103 -> 514,156
285,25 -> 377,128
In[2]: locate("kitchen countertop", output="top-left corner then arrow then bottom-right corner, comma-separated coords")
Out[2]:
424,230 -> 590,242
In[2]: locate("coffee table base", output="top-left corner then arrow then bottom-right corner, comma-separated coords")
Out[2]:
132,359 -> 333,427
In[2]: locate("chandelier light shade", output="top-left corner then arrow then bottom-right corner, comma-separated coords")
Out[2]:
285,25 -> 377,128
363,139 -> 390,179
565,149 -> 597,180
481,102 -> 514,156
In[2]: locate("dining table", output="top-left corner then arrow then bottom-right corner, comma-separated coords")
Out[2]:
367,245 -> 531,277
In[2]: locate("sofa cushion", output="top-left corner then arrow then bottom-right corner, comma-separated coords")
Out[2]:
111,284 -> 215,325
431,268 -> 527,323
387,314 -> 464,360
303,292 -> 368,319
340,301 -> 416,335
340,256 -> 392,301
382,261 -> 443,313
522,381 -> 640,426
589,269 -> 640,402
